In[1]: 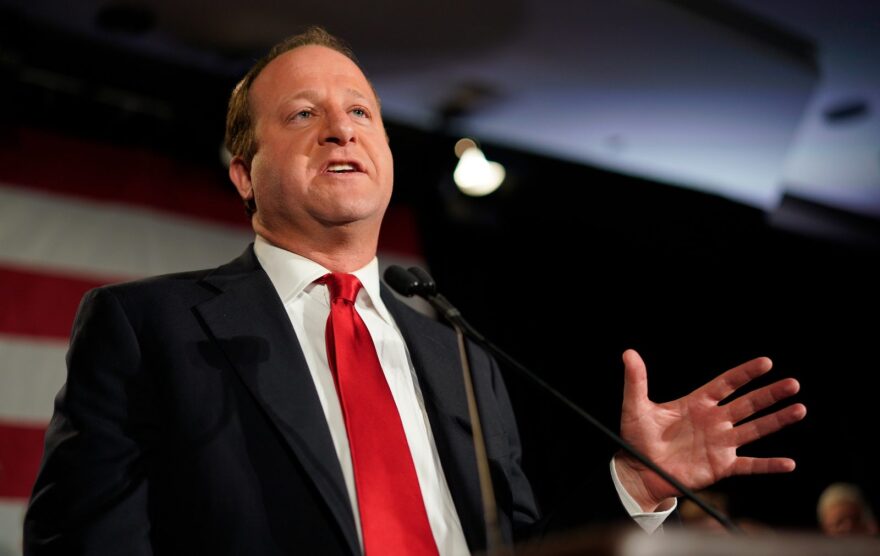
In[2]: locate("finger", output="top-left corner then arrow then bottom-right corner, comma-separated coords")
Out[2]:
622,349 -> 650,411
731,403 -> 807,446
699,357 -> 773,403
725,378 -> 801,424
732,456 -> 796,475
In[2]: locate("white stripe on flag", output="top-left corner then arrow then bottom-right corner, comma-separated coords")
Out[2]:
0,183 -> 252,280
0,336 -> 67,423
0,498 -> 25,556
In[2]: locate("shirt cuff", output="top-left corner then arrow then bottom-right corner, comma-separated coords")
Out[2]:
610,457 -> 677,534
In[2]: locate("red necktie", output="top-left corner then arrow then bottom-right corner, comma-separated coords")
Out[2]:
319,273 -> 439,556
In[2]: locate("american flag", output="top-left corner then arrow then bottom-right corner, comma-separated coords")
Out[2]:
0,127 -> 426,554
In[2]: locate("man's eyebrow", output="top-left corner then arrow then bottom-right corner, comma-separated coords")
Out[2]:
346,88 -> 369,101
281,89 -> 321,103
280,88 -> 373,104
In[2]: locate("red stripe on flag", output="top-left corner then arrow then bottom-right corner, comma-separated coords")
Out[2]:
0,421 -> 46,499
0,128 -> 249,229
0,265 -> 113,340
379,204 -> 424,259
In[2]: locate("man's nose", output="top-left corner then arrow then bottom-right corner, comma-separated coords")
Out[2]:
320,108 -> 355,146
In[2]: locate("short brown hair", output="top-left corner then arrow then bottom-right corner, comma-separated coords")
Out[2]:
224,26 -> 359,166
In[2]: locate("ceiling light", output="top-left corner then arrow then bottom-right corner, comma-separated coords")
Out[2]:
453,140 -> 505,197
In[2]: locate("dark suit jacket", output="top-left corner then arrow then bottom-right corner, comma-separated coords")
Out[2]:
24,245 -> 540,555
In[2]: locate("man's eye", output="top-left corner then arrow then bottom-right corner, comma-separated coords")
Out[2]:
291,110 -> 313,120
352,108 -> 368,118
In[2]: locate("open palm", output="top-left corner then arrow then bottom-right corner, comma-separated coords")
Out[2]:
615,349 -> 806,510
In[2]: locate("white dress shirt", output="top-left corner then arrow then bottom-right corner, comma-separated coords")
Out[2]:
611,458 -> 677,534
253,235 -> 674,553
254,236 -> 471,555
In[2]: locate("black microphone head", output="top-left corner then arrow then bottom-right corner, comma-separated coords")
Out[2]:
407,267 -> 437,295
383,265 -> 421,297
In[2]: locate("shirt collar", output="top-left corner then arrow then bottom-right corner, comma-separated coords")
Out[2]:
253,235 -> 393,323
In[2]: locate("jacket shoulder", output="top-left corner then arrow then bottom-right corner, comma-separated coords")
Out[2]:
80,244 -> 258,322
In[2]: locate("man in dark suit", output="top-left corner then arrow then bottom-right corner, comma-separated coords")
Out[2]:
24,27 -> 806,555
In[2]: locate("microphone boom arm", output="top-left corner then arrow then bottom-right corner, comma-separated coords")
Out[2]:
385,265 -> 741,534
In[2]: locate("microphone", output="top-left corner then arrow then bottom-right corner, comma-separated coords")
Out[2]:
406,267 -> 436,295
384,265 -> 740,534
384,265 -> 422,296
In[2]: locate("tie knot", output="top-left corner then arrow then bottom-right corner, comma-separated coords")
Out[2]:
319,272 -> 362,304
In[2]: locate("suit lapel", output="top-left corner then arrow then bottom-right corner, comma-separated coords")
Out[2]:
195,247 -> 360,556
381,287 -> 487,550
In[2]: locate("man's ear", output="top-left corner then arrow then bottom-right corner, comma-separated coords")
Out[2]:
229,155 -> 254,205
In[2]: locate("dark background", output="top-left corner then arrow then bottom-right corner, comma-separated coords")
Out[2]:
2,1 -> 878,534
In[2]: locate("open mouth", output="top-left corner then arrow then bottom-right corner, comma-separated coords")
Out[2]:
324,161 -> 364,174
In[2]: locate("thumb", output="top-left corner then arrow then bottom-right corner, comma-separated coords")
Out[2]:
622,349 -> 650,411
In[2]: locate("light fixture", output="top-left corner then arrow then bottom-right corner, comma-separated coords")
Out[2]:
453,138 -> 505,197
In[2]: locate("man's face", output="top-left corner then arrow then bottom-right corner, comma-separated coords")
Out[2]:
235,45 -> 393,238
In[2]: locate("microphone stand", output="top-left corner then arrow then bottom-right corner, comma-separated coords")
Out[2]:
386,266 -> 508,554
384,265 -> 741,535
454,326 -> 506,555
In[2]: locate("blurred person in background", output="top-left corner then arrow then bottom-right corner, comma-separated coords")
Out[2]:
818,483 -> 878,536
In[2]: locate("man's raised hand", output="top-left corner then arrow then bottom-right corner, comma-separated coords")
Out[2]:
613,349 -> 806,511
